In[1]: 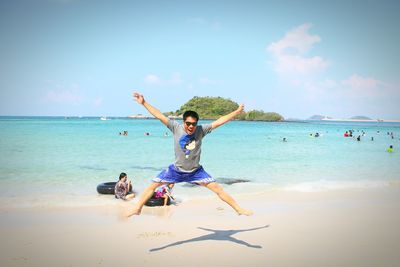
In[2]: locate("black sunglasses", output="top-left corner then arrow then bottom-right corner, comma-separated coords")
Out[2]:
185,121 -> 198,127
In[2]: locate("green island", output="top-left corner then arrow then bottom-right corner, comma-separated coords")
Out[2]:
164,96 -> 284,121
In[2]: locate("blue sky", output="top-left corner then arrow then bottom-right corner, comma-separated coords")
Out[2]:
1,0 -> 399,119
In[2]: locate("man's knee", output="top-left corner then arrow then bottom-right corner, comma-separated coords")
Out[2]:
149,182 -> 163,190
206,182 -> 224,194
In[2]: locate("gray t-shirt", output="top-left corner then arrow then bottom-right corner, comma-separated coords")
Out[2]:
167,119 -> 212,172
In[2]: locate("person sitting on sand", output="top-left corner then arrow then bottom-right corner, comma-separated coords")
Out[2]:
154,183 -> 175,206
127,92 -> 252,217
115,172 -> 135,201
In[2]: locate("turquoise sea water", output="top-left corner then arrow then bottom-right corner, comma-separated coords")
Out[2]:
1,117 -> 399,207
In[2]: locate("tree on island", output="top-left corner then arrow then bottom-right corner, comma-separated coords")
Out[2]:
239,110 -> 283,121
164,96 -> 283,121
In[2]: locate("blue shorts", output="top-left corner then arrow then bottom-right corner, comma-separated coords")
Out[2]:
152,164 -> 216,184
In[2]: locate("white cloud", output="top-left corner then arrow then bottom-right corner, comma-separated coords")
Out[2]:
144,73 -> 183,86
320,79 -> 337,89
267,23 -> 328,76
144,74 -> 161,85
268,23 -> 320,55
273,54 -> 327,75
341,74 -> 390,98
302,74 -> 385,98
342,74 -> 382,90
42,83 -> 84,105
265,24 -> 398,119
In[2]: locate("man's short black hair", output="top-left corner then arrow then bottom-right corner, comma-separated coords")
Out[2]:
183,110 -> 199,121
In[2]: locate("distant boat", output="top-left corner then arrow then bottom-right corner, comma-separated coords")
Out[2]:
128,114 -> 148,119
100,116 -> 108,121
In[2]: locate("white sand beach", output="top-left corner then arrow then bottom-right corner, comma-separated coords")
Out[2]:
1,186 -> 400,267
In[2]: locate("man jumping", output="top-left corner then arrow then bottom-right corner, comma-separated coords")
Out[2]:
127,92 -> 252,217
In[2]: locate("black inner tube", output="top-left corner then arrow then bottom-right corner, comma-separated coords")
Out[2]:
97,182 -> 134,195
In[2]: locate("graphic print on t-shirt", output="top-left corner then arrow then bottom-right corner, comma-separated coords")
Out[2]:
179,134 -> 196,158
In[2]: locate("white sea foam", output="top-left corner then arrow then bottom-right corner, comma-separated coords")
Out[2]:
282,180 -> 391,192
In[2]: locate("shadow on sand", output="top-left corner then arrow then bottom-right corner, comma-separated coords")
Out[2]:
150,225 -> 269,252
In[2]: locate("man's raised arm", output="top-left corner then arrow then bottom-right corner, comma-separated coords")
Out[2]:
211,104 -> 244,130
133,92 -> 169,126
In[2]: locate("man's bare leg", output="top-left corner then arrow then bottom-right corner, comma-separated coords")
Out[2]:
126,182 -> 165,217
203,182 -> 253,216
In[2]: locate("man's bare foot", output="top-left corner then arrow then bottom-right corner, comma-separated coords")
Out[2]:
126,207 -> 141,217
237,209 -> 253,216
